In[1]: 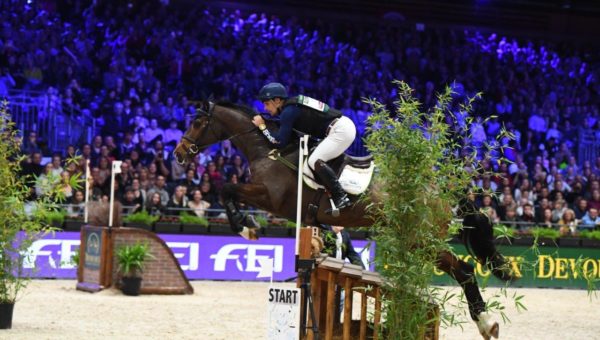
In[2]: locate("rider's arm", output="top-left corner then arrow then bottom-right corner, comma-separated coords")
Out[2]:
260,107 -> 300,148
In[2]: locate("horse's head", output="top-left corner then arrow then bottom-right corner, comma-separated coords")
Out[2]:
173,100 -> 259,165
174,100 -> 219,165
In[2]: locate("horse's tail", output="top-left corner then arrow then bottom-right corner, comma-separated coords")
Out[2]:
461,212 -> 519,283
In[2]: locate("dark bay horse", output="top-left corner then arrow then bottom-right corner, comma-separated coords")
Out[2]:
174,101 -> 513,339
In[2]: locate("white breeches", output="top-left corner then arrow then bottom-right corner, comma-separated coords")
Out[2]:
308,116 -> 356,169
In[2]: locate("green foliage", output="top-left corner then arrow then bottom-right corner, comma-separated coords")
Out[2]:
364,81 -> 481,337
116,242 -> 154,277
493,224 -> 516,239
70,249 -> 80,267
254,215 -> 268,228
179,212 -> 209,227
124,210 -> 159,225
0,101 -> 82,303
42,209 -> 67,226
530,227 -> 560,241
284,220 -> 297,228
580,230 -> 600,241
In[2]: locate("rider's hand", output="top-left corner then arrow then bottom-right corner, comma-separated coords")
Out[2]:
252,115 -> 265,127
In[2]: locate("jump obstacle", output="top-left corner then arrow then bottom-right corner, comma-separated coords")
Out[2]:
297,228 -> 440,340
293,136 -> 439,339
76,160 -> 193,294
76,225 -> 193,294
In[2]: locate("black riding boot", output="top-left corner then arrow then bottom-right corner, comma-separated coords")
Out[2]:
314,160 -> 350,211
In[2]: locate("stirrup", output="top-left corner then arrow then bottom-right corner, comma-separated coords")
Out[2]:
325,196 -> 350,217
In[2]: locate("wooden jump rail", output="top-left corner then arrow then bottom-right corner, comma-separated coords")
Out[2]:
308,256 -> 384,340
298,227 -> 383,340
298,227 -> 439,340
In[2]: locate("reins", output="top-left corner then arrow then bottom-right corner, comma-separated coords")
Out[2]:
177,102 -> 259,163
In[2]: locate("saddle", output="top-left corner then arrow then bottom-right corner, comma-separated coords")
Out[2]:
269,142 -> 375,195
302,152 -> 375,195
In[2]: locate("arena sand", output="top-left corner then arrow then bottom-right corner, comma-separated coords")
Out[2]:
1,280 -> 598,340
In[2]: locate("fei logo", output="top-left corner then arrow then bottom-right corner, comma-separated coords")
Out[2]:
166,242 -> 199,271
210,244 -> 283,273
23,239 -> 80,269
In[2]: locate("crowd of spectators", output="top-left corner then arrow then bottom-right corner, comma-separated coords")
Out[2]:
2,1 -> 600,232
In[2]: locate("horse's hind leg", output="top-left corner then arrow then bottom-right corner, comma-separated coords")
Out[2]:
436,251 -> 499,339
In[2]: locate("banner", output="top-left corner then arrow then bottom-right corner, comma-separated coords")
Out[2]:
22,232 -> 375,281
432,243 -> 600,289
22,231 -> 599,288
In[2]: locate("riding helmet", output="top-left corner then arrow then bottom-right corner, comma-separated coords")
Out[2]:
258,82 -> 288,100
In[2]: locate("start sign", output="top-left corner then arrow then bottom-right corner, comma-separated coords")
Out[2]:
267,286 -> 301,339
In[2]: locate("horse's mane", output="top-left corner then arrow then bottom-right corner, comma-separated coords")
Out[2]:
216,101 -> 257,117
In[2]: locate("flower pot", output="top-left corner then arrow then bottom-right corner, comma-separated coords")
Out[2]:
512,235 -> 534,247
125,222 -> 153,232
154,221 -> 181,234
0,303 -> 15,329
262,226 -> 290,238
558,237 -> 581,248
64,219 -> 84,231
50,220 -> 64,229
535,237 -> 558,247
121,276 -> 142,296
209,224 -> 233,235
581,238 -> 600,248
181,224 -> 209,234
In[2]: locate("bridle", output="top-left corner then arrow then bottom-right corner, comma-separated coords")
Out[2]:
175,101 -> 259,164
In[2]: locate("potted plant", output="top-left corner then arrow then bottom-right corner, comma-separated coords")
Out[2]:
116,242 -> 154,296
530,227 -> 560,247
580,230 -> 600,248
0,103 -> 82,329
154,215 -> 181,233
63,215 -> 85,231
263,219 -> 293,237
180,212 -> 209,234
44,209 -> 66,229
512,229 -> 535,246
123,210 -> 159,231
208,215 -> 234,235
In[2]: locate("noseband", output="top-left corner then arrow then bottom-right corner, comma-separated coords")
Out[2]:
177,102 -> 216,163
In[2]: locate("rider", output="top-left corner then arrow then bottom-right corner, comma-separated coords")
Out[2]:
252,82 -> 356,211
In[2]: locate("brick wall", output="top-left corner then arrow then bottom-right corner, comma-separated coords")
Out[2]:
112,228 -> 194,294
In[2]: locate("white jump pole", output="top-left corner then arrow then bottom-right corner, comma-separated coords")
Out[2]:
295,135 -> 309,258
108,160 -> 122,228
84,159 -> 90,224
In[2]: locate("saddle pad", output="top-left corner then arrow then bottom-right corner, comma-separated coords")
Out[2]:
303,160 -> 375,195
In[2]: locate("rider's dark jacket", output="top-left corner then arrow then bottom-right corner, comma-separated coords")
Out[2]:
262,95 -> 342,148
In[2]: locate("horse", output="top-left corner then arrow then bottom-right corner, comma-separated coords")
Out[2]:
174,101 -> 514,339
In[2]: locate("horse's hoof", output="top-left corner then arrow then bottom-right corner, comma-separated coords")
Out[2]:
490,322 -> 499,338
246,214 -> 262,229
239,227 -> 260,241
476,313 -> 499,340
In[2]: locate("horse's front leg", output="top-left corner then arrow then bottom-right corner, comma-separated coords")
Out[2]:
436,250 -> 499,340
221,183 -> 271,240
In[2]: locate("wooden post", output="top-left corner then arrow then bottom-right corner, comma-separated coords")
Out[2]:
359,291 -> 367,340
373,287 -> 381,340
342,277 -> 353,340
325,271 -> 336,340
